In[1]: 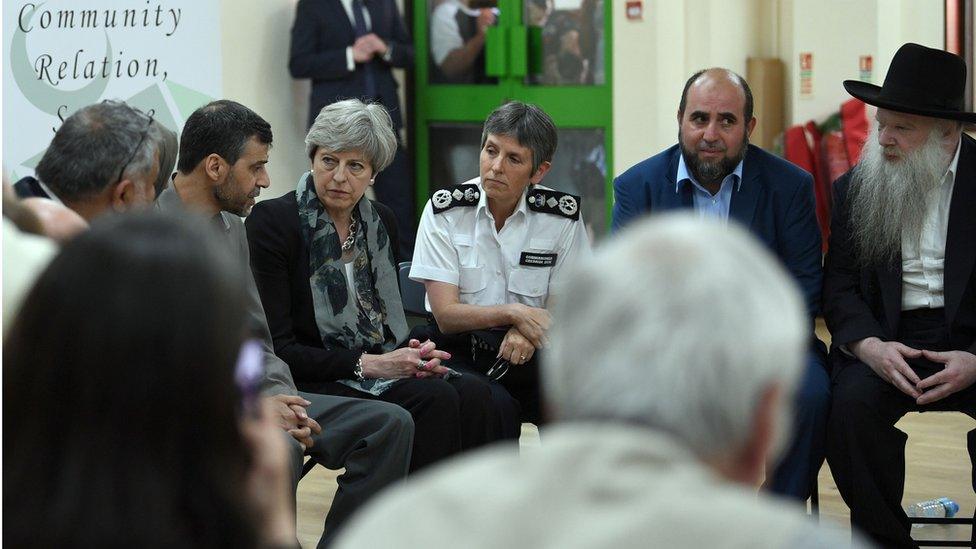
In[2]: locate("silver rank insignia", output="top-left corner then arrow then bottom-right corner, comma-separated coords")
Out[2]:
433,184 -> 481,214
525,187 -> 582,220
558,195 -> 578,216
432,189 -> 452,209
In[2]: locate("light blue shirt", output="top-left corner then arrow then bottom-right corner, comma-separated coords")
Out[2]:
675,154 -> 744,222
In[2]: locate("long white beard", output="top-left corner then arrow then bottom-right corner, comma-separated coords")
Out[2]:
848,128 -> 950,267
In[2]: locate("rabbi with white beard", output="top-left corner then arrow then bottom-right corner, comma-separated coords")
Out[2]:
824,43 -> 976,549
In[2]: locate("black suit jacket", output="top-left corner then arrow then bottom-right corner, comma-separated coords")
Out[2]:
13,176 -> 50,199
245,191 -> 401,391
288,0 -> 413,129
823,134 -> 976,357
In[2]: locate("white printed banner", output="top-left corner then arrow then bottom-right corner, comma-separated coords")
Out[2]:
3,1 -> 222,179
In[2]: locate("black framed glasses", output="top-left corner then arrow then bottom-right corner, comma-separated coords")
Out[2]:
107,101 -> 155,186
486,357 -> 511,381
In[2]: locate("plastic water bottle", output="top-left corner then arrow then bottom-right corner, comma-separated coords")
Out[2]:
905,497 -> 960,524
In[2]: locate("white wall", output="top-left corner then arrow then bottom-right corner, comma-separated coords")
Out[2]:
779,0 -> 943,126
780,0 -> 878,125
612,0 -> 761,176
220,0 -> 310,199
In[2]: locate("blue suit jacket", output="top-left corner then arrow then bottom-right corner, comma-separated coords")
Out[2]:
288,0 -> 413,129
613,144 -> 823,320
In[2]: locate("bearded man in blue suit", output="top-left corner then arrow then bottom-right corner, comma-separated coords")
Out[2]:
612,68 -> 828,502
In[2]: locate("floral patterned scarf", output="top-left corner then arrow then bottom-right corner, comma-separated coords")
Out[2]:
296,172 -> 407,395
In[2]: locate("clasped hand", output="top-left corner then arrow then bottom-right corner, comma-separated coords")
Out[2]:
266,394 -> 323,451
498,326 -> 535,365
851,337 -> 976,404
507,303 -> 551,349
352,33 -> 388,62
361,339 -> 452,380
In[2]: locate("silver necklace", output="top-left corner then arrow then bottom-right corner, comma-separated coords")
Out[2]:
341,217 -> 358,253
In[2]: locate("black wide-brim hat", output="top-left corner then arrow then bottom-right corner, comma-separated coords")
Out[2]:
844,42 -> 976,123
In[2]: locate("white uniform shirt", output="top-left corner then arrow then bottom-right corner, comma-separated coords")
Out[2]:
901,139 -> 961,310
430,0 -> 471,65
410,178 -> 591,311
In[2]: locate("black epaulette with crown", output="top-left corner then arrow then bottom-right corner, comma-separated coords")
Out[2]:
526,187 -> 581,220
431,184 -> 481,214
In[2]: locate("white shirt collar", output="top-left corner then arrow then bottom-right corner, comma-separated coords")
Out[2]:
474,177 -> 530,222
943,136 -> 962,185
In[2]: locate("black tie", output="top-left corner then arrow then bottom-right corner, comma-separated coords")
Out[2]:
352,0 -> 378,100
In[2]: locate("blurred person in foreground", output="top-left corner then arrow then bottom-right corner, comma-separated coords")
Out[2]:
335,214 -> 866,549
3,213 -> 295,548
2,181 -> 86,330
824,43 -> 976,548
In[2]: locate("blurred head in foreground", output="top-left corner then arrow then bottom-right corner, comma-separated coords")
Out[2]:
332,215 -> 842,549
546,214 -> 806,482
2,213 -> 263,548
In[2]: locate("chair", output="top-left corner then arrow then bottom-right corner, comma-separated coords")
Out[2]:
300,456 -> 318,480
906,412 -> 975,548
398,261 -> 427,318
910,514 -> 972,548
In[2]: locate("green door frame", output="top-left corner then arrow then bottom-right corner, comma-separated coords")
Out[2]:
412,0 -> 613,229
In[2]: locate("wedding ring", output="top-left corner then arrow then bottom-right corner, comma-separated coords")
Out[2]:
519,355 -> 526,361
417,359 -> 428,371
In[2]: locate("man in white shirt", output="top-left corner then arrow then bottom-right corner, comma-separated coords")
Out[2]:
410,101 -> 591,437
336,215 -> 865,549
430,0 -> 496,83
823,43 -> 976,548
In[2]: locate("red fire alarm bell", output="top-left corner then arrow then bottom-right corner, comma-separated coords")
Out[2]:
626,1 -> 643,21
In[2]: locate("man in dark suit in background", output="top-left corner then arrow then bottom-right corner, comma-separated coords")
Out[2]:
612,68 -> 829,503
289,0 -> 416,258
823,43 -> 976,549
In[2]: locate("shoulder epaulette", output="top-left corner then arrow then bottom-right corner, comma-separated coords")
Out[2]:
526,187 -> 581,220
432,184 -> 481,214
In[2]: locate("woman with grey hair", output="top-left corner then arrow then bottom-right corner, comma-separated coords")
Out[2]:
246,99 -> 503,472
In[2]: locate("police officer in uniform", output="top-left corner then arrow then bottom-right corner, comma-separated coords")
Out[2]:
410,102 -> 591,438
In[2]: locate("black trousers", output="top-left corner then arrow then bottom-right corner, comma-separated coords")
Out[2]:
449,360 -> 533,441
311,375 -> 500,472
422,325 -> 535,440
826,309 -> 976,548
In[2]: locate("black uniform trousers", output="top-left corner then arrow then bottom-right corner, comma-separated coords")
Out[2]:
421,324 -> 538,441
314,375 -> 498,473
826,308 -> 976,549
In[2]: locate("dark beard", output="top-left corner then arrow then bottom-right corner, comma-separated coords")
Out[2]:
680,135 -> 749,187
214,172 -> 250,217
